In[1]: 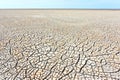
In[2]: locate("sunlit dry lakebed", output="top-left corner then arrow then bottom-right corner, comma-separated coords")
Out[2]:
0,10 -> 120,80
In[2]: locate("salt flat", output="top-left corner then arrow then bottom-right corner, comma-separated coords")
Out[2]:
0,10 -> 120,80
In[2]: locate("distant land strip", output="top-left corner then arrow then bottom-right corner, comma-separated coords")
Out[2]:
0,8 -> 120,10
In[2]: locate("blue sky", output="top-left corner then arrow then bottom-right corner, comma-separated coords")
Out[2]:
0,0 -> 120,9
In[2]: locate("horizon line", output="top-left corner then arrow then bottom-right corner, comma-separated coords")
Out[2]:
0,8 -> 120,10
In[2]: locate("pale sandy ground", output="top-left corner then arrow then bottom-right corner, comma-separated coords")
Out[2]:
0,10 -> 120,80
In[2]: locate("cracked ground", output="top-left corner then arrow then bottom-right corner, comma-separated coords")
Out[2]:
0,10 -> 120,80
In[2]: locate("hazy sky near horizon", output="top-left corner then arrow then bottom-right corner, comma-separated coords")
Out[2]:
0,0 -> 120,9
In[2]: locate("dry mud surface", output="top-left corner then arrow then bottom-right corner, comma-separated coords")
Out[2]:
0,10 -> 120,80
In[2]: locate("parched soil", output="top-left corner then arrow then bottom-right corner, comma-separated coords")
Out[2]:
0,10 -> 120,80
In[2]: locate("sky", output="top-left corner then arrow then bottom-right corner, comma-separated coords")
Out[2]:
0,0 -> 120,9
